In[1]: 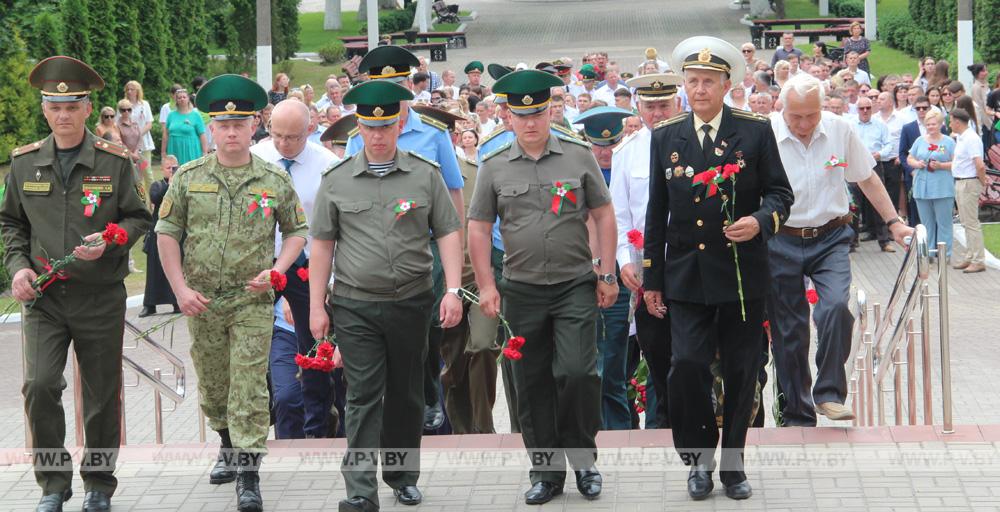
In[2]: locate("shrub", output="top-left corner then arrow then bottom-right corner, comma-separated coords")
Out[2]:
977,0 -> 1000,63
0,31 -> 40,166
318,41 -> 347,64
360,8 -> 417,35
830,0 -> 863,18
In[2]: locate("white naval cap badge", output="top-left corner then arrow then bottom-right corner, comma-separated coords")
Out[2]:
225,102 -> 236,112
381,66 -> 396,76
698,48 -> 712,63
373,106 -> 385,117
651,81 -> 663,89
522,95 -> 534,106
56,82 -> 68,93
601,129 -> 612,138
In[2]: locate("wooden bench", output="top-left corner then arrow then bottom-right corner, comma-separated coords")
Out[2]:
749,17 -> 862,48
344,41 -> 449,62
761,26 -> 852,49
340,31 -> 466,48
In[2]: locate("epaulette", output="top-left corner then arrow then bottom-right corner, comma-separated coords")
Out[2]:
94,139 -> 130,159
406,150 -> 441,168
550,122 -> 583,140
172,154 -> 210,179
418,114 -> 448,131
611,131 -> 640,155
654,113 -> 687,130
480,126 -> 507,146
554,132 -> 591,148
347,126 -> 360,138
323,154 -> 354,176
731,109 -> 769,123
11,140 -> 45,158
482,141 -> 512,162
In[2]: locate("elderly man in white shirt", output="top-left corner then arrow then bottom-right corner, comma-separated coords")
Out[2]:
250,99 -> 341,438
768,74 -> 913,426
610,72 -> 684,430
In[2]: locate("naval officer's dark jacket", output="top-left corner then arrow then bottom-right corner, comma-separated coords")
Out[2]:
643,105 -> 793,304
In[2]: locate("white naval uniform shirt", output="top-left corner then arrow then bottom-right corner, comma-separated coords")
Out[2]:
610,126 -> 653,268
771,111 -> 875,228
250,140 -> 340,257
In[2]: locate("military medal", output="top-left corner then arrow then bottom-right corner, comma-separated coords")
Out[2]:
684,166 -> 694,178
81,190 -> 101,217
670,152 -> 679,163
394,199 -> 417,219
735,150 -> 745,168
246,192 -> 275,218
714,147 -> 724,157
720,140 -> 728,148
35,170 -> 41,181
674,167 -> 684,178
549,181 -> 577,215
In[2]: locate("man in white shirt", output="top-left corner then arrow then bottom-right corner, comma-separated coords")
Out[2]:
949,108 -> 989,273
610,72 -> 683,432
249,100 -> 340,439
768,74 -> 913,427
316,78 -> 355,115
593,64 -> 628,106
844,52 -> 871,86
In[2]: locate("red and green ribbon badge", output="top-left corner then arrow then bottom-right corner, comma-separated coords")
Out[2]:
549,181 -> 577,215
691,167 -> 720,197
927,143 -> 941,153
824,155 -> 849,171
394,199 -> 417,219
81,190 -> 101,217
247,192 -> 274,219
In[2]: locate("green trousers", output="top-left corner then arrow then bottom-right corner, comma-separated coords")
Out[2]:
439,297 -> 500,434
501,273 -> 602,485
333,290 -> 434,506
188,292 -> 272,452
492,247 -> 520,434
22,282 -> 126,496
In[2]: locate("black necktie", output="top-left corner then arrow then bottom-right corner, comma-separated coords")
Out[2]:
701,124 -> 713,162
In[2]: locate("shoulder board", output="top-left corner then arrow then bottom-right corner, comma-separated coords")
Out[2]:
482,141 -> 512,162
406,150 -> 441,168
555,132 -> 591,148
480,126 -> 506,145
175,154 -> 211,177
731,109 -> 769,123
418,114 -> 448,131
94,139 -> 130,159
11,139 -> 45,158
611,131 -> 640,155
654,113 -> 687,130
550,122 -> 582,140
322,155 -> 354,176
347,126 -> 360,138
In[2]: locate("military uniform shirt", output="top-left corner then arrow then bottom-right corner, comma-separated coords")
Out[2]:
310,150 -> 462,301
154,154 -> 308,292
468,134 -> 611,285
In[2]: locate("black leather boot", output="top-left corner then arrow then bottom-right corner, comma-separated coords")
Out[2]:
236,452 -> 264,512
209,429 -> 237,484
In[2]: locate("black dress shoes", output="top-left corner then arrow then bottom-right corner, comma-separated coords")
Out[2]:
138,306 -> 156,317
423,402 -> 445,431
574,467 -> 602,499
82,490 -> 111,512
339,496 -> 379,512
687,465 -> 714,500
35,489 -> 71,512
393,485 -> 423,505
724,479 -> 752,500
524,481 -> 563,505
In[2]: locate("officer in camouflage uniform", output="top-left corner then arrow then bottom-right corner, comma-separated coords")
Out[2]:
155,74 -> 308,512
0,56 -> 151,512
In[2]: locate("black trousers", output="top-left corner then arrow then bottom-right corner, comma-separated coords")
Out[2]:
668,299 -> 764,486
633,305 -> 671,428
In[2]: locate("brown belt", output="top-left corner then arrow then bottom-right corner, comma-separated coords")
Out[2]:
778,213 -> 853,239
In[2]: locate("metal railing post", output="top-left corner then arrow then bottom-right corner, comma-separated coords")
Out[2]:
153,368 -> 164,444
906,318 -> 917,425
864,331 -> 875,425
937,242 -> 953,433
920,282 -> 933,425
893,347 -> 903,426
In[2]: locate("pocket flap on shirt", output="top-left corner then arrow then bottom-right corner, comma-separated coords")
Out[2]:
498,182 -> 530,197
340,200 -> 374,213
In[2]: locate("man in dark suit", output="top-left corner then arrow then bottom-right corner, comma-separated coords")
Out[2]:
643,37 -> 794,501
898,96 -> 933,227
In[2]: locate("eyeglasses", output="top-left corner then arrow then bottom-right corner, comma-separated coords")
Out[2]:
166,166 -> 178,171
120,108 -> 132,113
270,133 -> 305,144
102,114 -> 114,119
914,106 -> 930,111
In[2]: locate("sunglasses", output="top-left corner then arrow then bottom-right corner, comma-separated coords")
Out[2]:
915,106 -> 930,111
102,114 -> 114,119
120,108 -> 132,112
742,49 -> 753,54
858,106 -> 872,111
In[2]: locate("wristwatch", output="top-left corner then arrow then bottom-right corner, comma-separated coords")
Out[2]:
598,273 -> 616,285
446,287 -> 462,297
887,217 -> 903,228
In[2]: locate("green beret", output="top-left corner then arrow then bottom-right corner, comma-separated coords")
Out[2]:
572,106 -> 633,146
579,64 -> 597,80
359,45 -> 419,82
464,61 -> 484,74
195,74 -> 268,120
28,56 -> 105,103
493,70 -> 563,116
343,80 -> 414,127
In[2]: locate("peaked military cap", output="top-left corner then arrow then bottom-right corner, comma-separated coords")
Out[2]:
578,64 -> 597,80
464,61 -> 484,74
626,72 -> 683,102
195,74 -> 268,120
492,70 -> 563,116
551,59 -> 572,76
535,62 -> 559,75
343,80 -> 414,127
360,45 -> 420,82
29,56 -> 105,103
572,106 -> 633,146
671,36 -> 745,85
412,105 -> 466,131
320,113 -> 357,145
488,63 -> 513,80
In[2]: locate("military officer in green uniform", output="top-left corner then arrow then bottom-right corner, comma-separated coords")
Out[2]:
464,60 -> 484,88
0,56 -> 151,512
155,74 -> 308,512
467,70 -> 619,505
308,81 -> 464,512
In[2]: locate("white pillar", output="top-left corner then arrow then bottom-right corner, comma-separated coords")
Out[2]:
367,0 -> 379,51
957,0 -> 974,86
864,0 -> 877,40
819,0 -> 829,16
256,0 -> 272,90
416,0 -> 430,31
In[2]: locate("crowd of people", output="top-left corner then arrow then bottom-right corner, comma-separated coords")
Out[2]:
6,25 -> 999,512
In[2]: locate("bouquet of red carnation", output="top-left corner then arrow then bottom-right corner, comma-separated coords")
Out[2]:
627,359 -> 649,414
692,162 -> 747,320
269,270 -> 288,291
295,336 -> 337,373
456,288 -> 526,361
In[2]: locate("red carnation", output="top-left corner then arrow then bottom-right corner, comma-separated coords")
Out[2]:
806,289 -> 819,305
101,223 -> 129,246
502,347 -> 523,361
507,336 -> 526,351
296,267 -> 309,282
626,229 -> 644,251
722,163 -> 741,180
270,270 -> 287,291
316,341 -> 334,359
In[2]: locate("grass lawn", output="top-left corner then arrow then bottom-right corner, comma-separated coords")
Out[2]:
985,224 -> 1000,258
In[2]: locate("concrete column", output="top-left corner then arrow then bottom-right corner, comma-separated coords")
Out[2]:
367,0 -> 379,51
256,0 -> 272,89
957,0 -> 974,86
819,0 -> 829,16
864,0 -> 877,40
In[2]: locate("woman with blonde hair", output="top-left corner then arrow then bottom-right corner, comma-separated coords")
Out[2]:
95,106 -> 123,143
301,84 -> 316,106
773,60 -> 791,89
841,21 -> 871,73
907,109 -> 956,259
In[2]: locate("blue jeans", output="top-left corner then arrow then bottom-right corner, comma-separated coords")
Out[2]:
595,285 -> 632,430
915,197 -> 954,258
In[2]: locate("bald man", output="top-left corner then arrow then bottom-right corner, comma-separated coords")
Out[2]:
250,100 -> 342,439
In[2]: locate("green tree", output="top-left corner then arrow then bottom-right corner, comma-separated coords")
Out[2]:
86,0 -> 119,112
60,0 -> 91,64
27,11 -> 63,61
273,0 -> 302,61
187,0 -> 209,77
0,30 -> 40,166
977,0 -> 1000,63
111,0 -> 145,95
138,0 -> 171,110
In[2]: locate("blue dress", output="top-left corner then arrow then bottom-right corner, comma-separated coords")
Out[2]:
909,135 -> 956,200
165,110 -> 206,166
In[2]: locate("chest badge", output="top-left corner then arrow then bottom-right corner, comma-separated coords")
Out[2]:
81,190 -> 101,217
684,166 -> 694,178
246,192 -> 274,219
394,199 -> 417,219
673,167 -> 684,178
714,147 -> 724,157
35,170 -> 41,181
549,181 -> 577,215
670,151 -> 679,163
